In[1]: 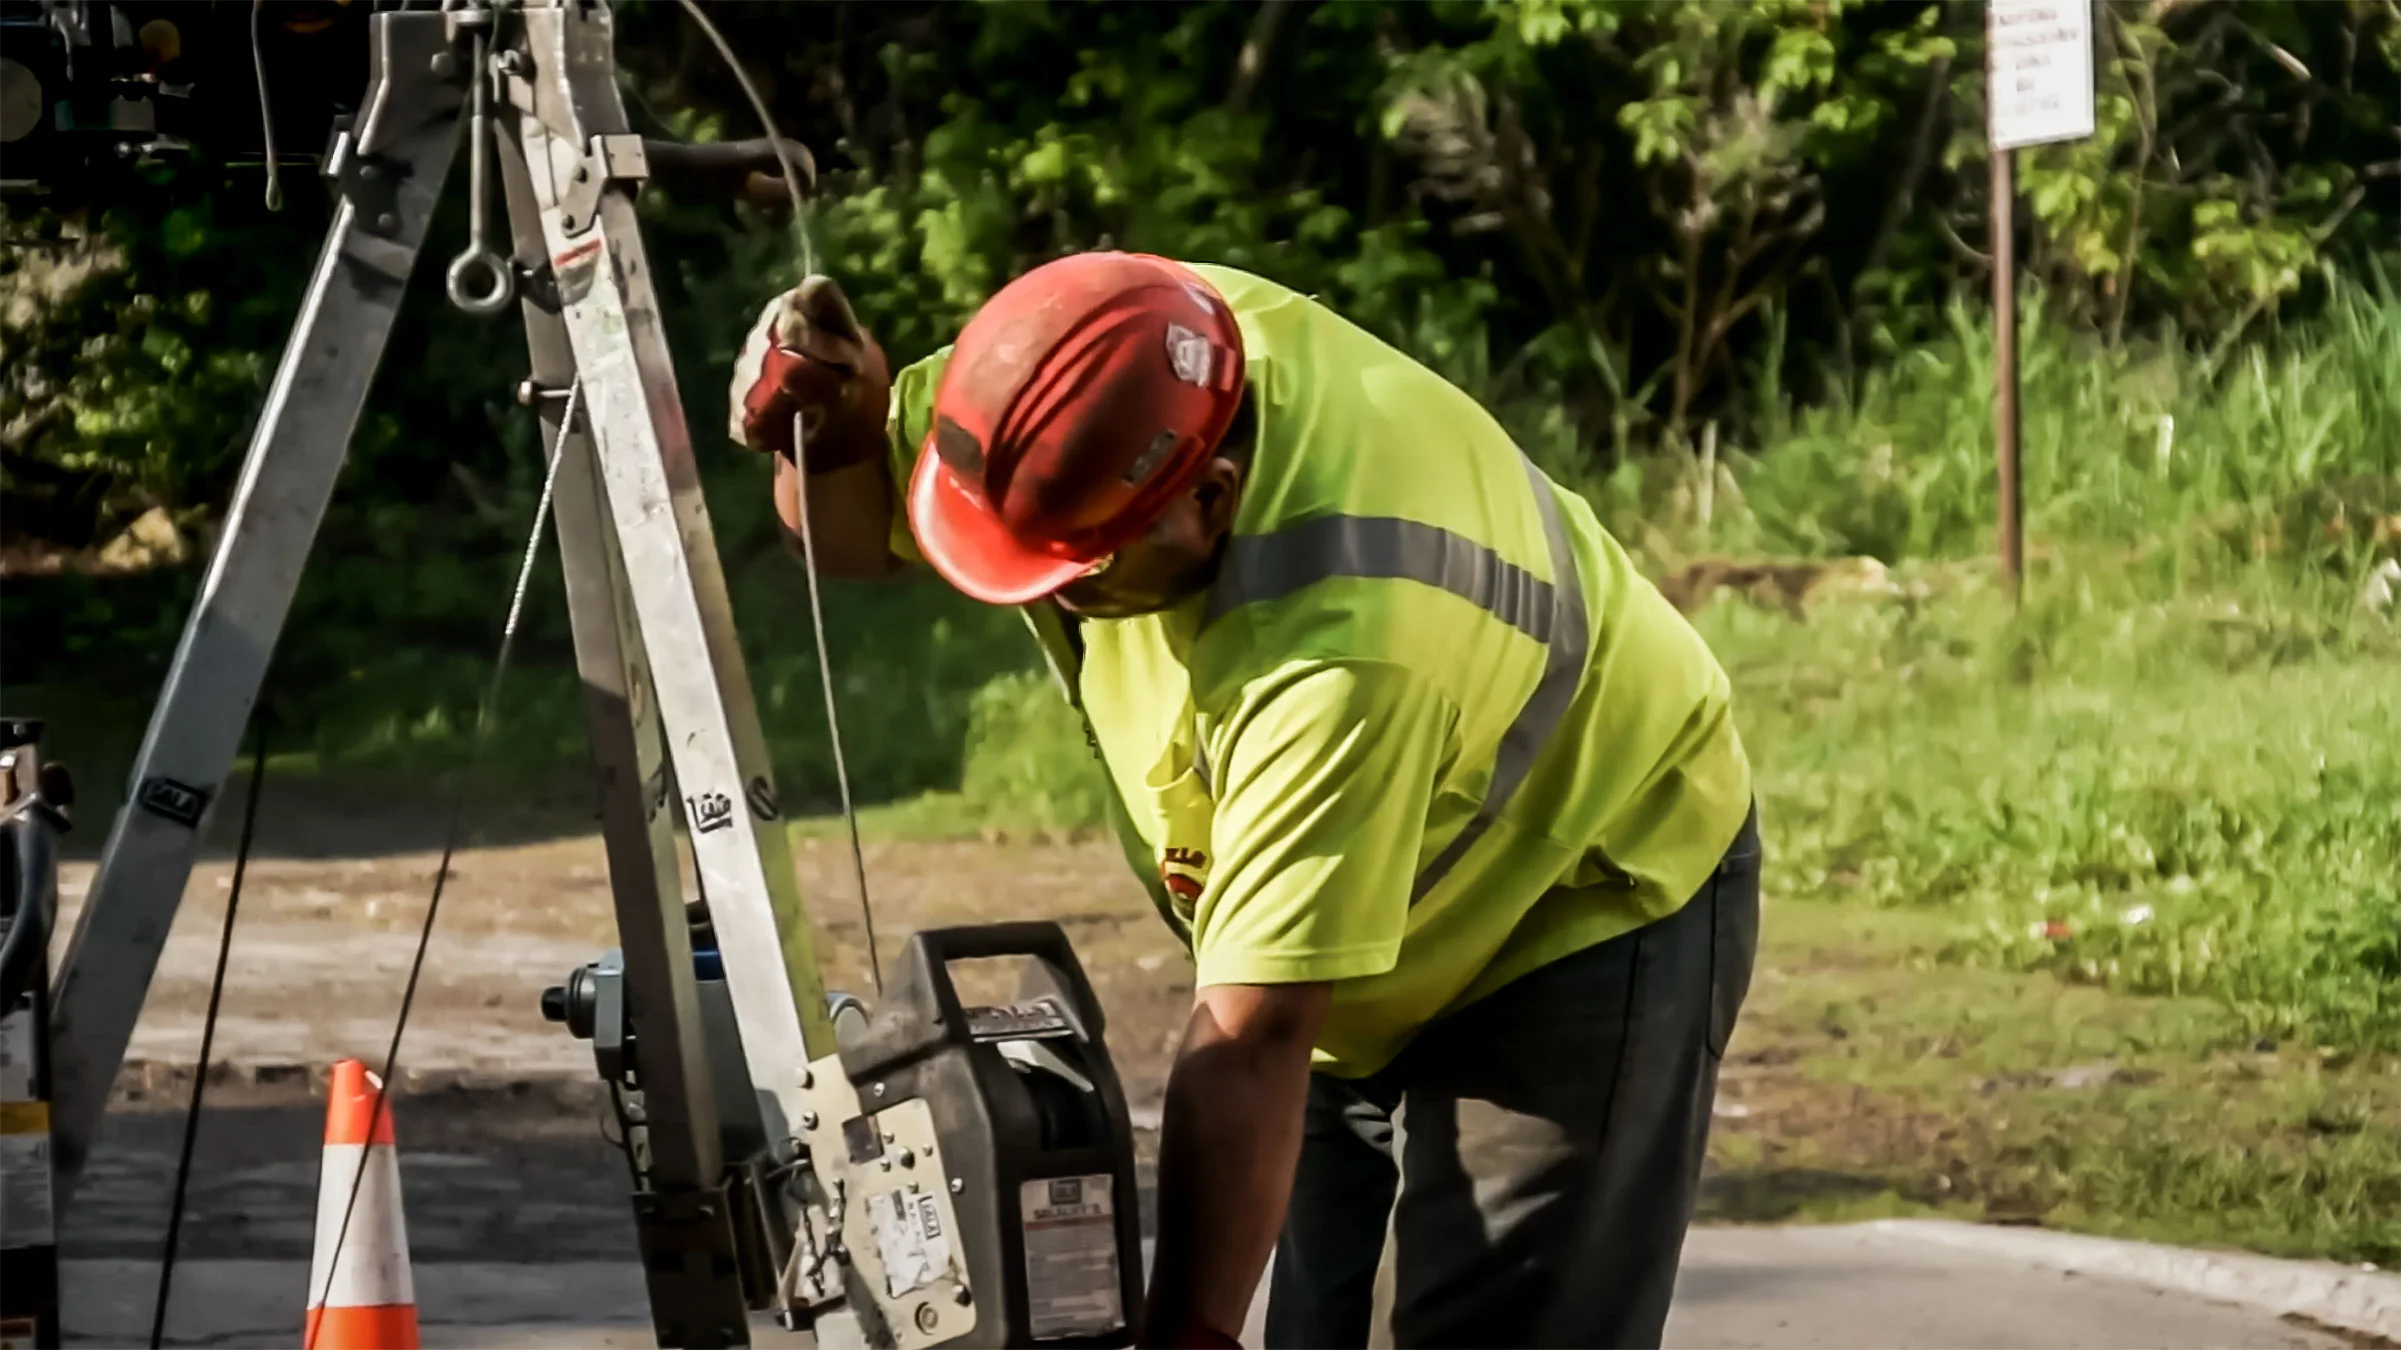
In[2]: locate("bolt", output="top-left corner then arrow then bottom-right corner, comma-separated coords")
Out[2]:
358,164 -> 381,182
879,1158 -> 891,1172
428,51 -> 457,79
915,1303 -> 940,1334
872,1082 -> 887,1099
496,50 -> 527,76
949,1177 -> 964,1194
375,212 -> 400,233
697,1203 -> 715,1219
800,1067 -> 813,1089
897,1148 -> 916,1168
800,1111 -> 818,1130
954,1286 -> 973,1306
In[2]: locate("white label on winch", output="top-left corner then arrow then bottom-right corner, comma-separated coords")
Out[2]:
1020,1175 -> 1122,1340
868,1185 -> 953,1298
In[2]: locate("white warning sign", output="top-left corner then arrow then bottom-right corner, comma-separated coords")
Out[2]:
868,1185 -> 954,1298
1020,1175 -> 1123,1341
1989,0 -> 2096,150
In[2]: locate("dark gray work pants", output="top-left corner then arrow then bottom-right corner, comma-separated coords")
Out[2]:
1266,811 -> 1761,1349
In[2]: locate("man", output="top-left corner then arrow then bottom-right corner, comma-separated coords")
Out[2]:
730,254 -> 1759,1349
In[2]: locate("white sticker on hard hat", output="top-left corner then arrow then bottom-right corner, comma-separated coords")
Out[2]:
1164,323 -> 1213,387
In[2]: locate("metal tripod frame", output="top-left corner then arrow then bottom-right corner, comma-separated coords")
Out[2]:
39,5 -> 929,1345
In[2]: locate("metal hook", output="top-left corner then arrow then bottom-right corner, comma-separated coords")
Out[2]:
446,28 -> 515,315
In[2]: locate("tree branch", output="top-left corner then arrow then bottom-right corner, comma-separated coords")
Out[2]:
1224,0 -> 1294,116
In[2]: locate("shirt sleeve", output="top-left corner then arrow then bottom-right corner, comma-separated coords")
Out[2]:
882,346 -> 952,565
1191,660 -> 1457,988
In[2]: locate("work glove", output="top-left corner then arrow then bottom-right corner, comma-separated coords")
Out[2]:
728,274 -> 891,473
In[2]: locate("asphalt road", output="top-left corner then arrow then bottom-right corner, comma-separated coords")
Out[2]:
55,1091 -> 2370,1349
63,1233 -> 2354,1349
36,840 -> 2393,1349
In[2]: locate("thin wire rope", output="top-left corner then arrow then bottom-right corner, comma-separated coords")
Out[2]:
794,413 -> 880,994
675,0 -> 881,993
148,724 -> 270,1348
674,0 -> 816,274
306,381 -> 580,1346
249,0 -> 283,211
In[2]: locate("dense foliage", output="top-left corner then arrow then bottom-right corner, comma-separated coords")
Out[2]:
2,2 -> 2397,976
6,0 -> 2395,549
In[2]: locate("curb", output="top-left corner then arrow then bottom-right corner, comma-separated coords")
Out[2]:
1868,1219 -> 2401,1343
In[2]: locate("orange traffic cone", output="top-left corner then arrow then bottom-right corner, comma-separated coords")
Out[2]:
304,1059 -> 420,1350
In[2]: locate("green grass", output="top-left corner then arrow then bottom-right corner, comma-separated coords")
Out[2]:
1717,898 -> 2401,1264
1702,553 -> 2401,1054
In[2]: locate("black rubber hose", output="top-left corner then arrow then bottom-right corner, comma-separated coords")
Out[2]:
0,806 -> 59,1012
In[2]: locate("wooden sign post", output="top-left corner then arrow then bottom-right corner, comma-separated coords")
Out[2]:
1986,0 -> 2095,601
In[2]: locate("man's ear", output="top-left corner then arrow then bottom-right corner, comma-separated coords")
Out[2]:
1193,456 -> 1245,540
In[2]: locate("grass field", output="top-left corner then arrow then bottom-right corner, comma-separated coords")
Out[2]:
1717,897 -> 2399,1267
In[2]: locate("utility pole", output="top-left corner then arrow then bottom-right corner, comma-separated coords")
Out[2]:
1991,146 -> 2022,601
1985,0 -> 2095,605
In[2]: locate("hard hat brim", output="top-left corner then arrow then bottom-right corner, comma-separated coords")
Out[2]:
908,443 -> 1099,605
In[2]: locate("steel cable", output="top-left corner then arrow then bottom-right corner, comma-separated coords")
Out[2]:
306,381 -> 580,1346
676,0 -> 881,993
148,723 -> 270,1348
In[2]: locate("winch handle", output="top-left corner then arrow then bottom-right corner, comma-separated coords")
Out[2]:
906,921 -> 1111,1041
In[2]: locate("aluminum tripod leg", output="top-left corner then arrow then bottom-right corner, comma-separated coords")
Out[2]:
45,11 -> 469,1207
504,7 -> 865,1340
496,128 -> 752,1347
505,2 -> 835,1126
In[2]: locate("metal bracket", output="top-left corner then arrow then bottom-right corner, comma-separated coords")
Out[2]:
322,120 -> 407,238
558,133 -> 649,235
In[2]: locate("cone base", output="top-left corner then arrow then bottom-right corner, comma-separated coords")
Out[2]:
306,1302 -> 420,1350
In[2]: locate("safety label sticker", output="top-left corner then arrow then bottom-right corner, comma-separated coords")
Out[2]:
964,998 -> 1074,1043
0,1315 -> 38,1349
0,1127 -> 56,1251
1020,1174 -> 1122,1340
868,1185 -> 953,1298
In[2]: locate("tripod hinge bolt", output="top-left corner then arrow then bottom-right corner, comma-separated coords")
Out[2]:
516,380 -> 574,407
428,51 -> 457,80
799,1110 -> 819,1130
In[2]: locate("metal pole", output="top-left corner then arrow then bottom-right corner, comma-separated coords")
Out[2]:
46,12 -> 469,1205
1991,144 -> 2024,603
493,124 -> 752,1346
509,0 -> 836,1173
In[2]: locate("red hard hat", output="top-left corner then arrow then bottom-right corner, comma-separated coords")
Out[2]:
908,253 -> 1246,604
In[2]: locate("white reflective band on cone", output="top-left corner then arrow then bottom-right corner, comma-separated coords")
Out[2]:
307,1142 -> 416,1308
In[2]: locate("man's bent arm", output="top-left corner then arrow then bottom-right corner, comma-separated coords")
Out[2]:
772,450 -> 902,579
1144,980 -> 1331,1345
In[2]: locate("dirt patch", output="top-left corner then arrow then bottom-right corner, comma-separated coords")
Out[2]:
60,825 -> 1193,1108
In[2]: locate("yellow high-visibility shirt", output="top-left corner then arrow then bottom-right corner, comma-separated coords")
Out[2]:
880,263 -> 1751,1076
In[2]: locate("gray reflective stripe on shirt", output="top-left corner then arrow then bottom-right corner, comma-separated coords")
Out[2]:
1206,515 -> 1557,641
1202,455 -> 1591,900
1410,456 -> 1588,900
